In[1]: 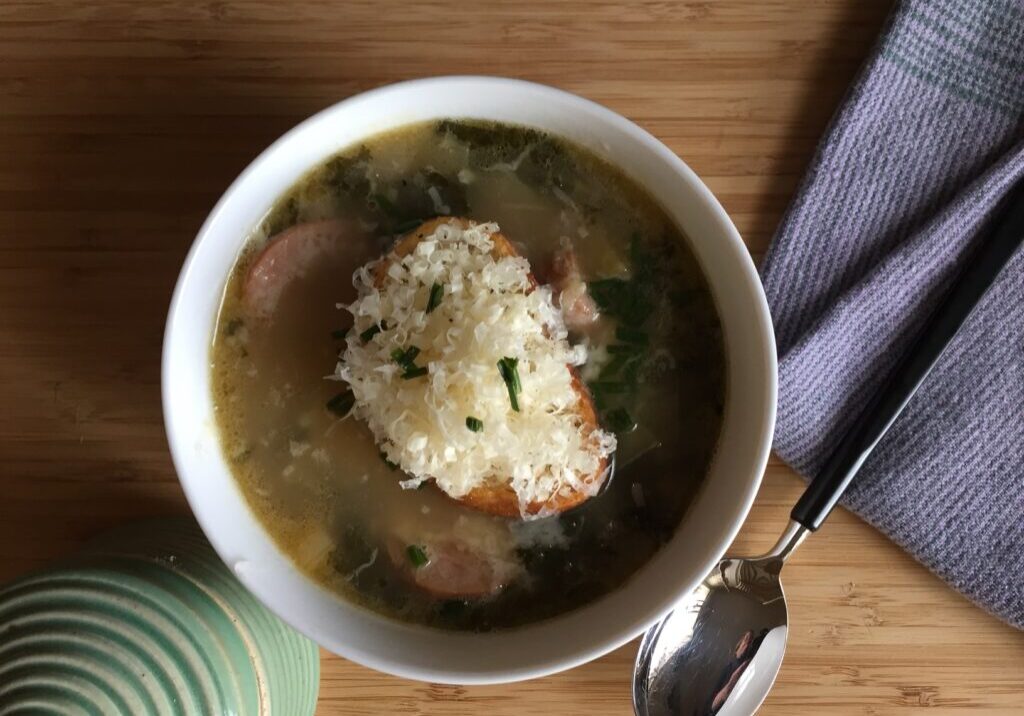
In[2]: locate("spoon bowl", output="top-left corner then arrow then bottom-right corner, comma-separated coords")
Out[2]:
633,523 -> 806,716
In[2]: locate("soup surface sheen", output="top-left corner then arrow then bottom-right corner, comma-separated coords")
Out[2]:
212,120 -> 726,631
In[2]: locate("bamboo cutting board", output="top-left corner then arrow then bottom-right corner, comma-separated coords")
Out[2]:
1,1 -> 1022,713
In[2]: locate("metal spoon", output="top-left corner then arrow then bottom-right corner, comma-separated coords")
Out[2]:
633,181 -> 1024,716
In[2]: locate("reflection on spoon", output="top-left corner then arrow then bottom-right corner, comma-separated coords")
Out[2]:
634,171 -> 1024,716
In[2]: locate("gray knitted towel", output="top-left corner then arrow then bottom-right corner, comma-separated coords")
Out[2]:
759,0 -> 1024,628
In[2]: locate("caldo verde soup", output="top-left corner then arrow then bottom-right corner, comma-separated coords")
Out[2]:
211,120 -> 725,630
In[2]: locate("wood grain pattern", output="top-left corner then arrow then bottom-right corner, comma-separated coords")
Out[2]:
1,1 -> 1022,713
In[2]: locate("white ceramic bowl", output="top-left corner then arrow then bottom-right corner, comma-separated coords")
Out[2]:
163,76 -> 776,685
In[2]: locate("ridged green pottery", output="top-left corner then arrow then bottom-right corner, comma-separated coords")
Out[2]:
0,518 -> 319,715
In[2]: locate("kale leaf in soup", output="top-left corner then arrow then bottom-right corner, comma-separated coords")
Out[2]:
211,119 -> 726,631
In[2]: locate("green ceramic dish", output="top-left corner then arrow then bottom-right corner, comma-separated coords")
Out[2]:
0,518 -> 320,715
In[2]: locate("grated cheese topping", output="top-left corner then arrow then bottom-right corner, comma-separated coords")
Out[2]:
338,219 -> 616,515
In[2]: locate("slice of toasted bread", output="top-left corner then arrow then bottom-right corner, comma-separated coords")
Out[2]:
374,216 -> 609,518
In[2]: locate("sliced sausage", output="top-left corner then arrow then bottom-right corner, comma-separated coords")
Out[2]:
388,537 -> 517,599
548,242 -> 600,331
243,218 -> 353,319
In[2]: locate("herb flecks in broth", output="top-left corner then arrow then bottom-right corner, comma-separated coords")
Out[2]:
211,119 -> 726,631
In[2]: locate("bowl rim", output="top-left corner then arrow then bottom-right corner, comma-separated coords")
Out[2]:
162,75 -> 777,684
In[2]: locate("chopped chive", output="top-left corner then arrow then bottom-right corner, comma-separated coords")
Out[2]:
426,282 -> 444,313
360,323 -> 383,343
401,365 -> 429,379
326,391 -> 355,418
503,357 -> 522,392
407,544 -> 429,568
605,407 -> 637,434
394,345 -> 419,363
465,416 -> 483,432
616,326 -> 648,345
393,345 -> 425,376
497,357 -> 521,412
402,346 -> 421,364
391,346 -> 421,366
331,327 -> 349,340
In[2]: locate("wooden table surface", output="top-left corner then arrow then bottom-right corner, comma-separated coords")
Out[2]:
3,1 -> 1023,713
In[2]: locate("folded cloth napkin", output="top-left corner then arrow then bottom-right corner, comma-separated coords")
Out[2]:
760,0 -> 1024,628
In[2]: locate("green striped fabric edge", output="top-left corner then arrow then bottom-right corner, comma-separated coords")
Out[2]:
879,0 -> 1024,116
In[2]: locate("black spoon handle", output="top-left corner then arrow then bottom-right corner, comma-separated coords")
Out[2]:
791,181 -> 1024,531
